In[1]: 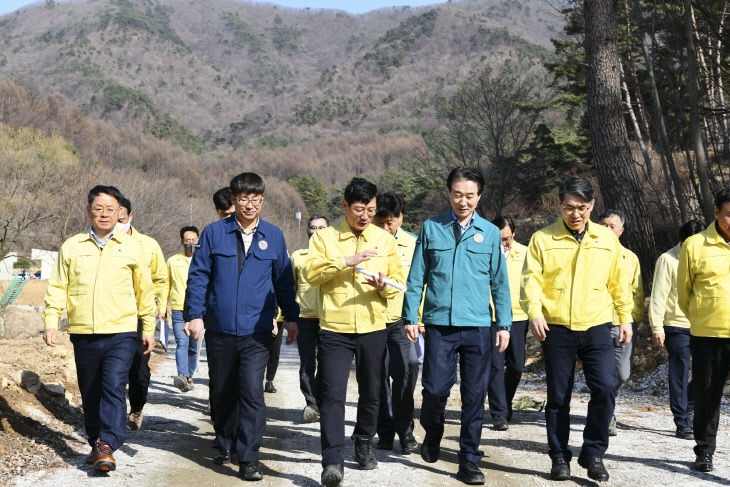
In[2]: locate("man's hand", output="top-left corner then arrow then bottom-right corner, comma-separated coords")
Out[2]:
272,320 -> 279,336
345,250 -> 378,267
156,312 -> 166,321
283,321 -> 298,345
184,318 -> 205,341
530,317 -> 549,341
405,324 -> 419,342
363,271 -> 387,292
652,332 -> 665,348
618,323 -> 633,346
142,334 -> 155,355
495,330 -> 510,353
43,329 -> 58,347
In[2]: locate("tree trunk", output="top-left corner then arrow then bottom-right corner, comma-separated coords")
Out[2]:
619,62 -> 653,173
584,0 -> 657,287
635,0 -> 690,222
685,0 -> 716,222
623,0 -> 652,147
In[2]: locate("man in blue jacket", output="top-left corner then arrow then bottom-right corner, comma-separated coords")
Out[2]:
403,166 -> 511,485
184,172 -> 299,482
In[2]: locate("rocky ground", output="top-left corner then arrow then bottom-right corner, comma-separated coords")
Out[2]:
2,329 -> 729,486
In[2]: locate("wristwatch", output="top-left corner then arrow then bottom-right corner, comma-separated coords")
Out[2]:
496,326 -> 510,332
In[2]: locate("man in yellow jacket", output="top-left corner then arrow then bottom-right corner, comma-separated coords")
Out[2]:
597,209 -> 645,437
521,177 -> 632,482
43,185 -> 156,473
303,177 -> 406,487
487,215 -> 529,430
649,220 -> 704,440
291,214 -> 329,422
678,188 -> 730,473
116,196 -> 168,431
168,225 -> 200,392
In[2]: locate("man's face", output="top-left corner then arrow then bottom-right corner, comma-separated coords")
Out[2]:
500,226 -> 514,252
181,230 -> 199,246
217,205 -> 235,220
233,193 -> 263,223
560,194 -> 594,232
599,214 -> 624,239
118,207 -> 133,225
307,218 -> 328,238
373,213 -> 403,236
448,180 -> 481,221
342,197 -> 376,234
87,193 -> 120,234
715,201 -> 730,239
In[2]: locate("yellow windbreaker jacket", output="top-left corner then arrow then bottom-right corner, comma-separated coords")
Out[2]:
302,220 -> 406,333
678,222 -> 730,338
612,245 -> 645,325
291,247 -> 320,319
386,229 -> 417,323
649,244 -> 689,332
520,220 -> 632,330
166,252 -> 191,311
130,226 -> 168,308
43,230 -> 156,334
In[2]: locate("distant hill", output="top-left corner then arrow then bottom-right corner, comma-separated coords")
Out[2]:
0,0 -> 561,151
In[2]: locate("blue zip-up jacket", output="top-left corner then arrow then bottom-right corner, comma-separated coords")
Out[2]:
184,215 -> 299,336
402,210 -> 511,328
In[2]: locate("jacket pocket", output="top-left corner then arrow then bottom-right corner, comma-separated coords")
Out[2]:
321,291 -> 351,324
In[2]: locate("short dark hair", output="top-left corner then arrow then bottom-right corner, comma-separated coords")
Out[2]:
343,177 -> 377,205
230,172 -> 265,196
212,187 -> 233,211
87,185 -> 122,206
597,209 -> 625,227
446,166 -> 484,195
308,214 -> 329,226
118,196 -> 132,214
714,188 -> 730,210
679,219 -> 705,242
180,226 -> 199,239
558,176 -> 594,203
376,191 -> 405,218
492,215 -> 515,233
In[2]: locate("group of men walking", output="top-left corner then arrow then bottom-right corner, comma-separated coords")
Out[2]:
41,167 -> 730,485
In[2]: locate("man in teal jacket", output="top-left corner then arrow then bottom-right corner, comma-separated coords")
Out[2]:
403,166 -> 511,485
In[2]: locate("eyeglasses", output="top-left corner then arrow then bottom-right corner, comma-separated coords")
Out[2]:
308,226 -> 327,230
349,207 -> 376,216
90,207 -> 119,215
561,205 -> 591,215
235,197 -> 263,207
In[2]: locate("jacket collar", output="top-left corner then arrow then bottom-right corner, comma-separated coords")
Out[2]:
337,219 -> 376,241
225,214 -> 268,237
438,210 -> 488,232
706,221 -> 730,246
549,219 -> 600,242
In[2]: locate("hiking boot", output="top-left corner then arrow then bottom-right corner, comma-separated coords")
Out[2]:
493,415 -> 509,431
456,461 -> 485,485
676,427 -> 693,440
213,449 -> 231,465
186,376 -> 195,391
578,454 -> 609,482
692,453 -> 713,472
91,440 -> 116,472
354,436 -> 377,470
239,461 -> 264,481
173,374 -> 187,391
550,457 -> 571,481
608,415 -> 617,437
400,434 -> 419,454
302,404 -> 320,423
321,464 -> 344,487
420,431 -> 441,463
127,410 -> 143,430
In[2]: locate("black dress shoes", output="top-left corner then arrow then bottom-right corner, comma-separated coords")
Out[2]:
321,464 -> 344,487
213,449 -> 231,465
492,415 -> 509,431
400,435 -> 419,454
456,461 -> 485,485
550,457 -> 571,481
692,453 -> 713,472
240,461 -> 264,481
264,381 -> 276,393
676,427 -> 694,440
578,454 -> 609,482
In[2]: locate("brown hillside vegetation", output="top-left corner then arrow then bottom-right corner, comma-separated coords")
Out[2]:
0,0 -> 560,151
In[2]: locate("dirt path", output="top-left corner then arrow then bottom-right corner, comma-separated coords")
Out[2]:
7,339 -> 729,486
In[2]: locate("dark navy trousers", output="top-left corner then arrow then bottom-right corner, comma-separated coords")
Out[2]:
71,332 -> 137,450
541,323 -> 616,460
664,326 -> 694,429
421,325 -> 492,464
690,335 -> 730,456
205,330 -> 272,463
127,320 -> 151,412
377,319 -> 419,441
487,320 -> 528,419
297,318 -> 321,408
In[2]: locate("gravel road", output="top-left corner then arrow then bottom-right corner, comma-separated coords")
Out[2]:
8,339 -> 730,486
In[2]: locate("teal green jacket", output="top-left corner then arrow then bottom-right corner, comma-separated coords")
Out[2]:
402,211 -> 512,328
